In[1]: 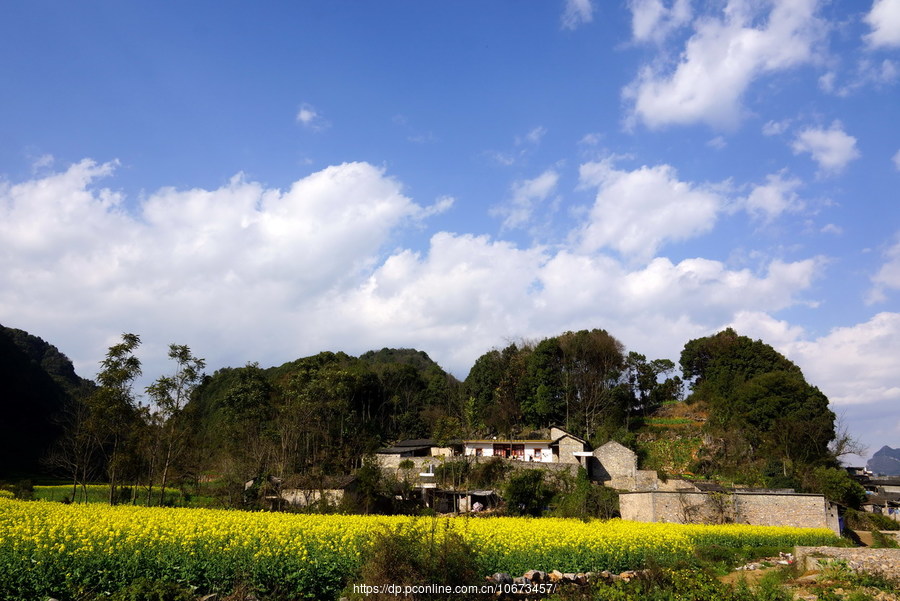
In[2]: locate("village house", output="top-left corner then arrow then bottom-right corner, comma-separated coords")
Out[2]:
372,427 -> 840,531
462,427 -> 589,465
375,427 -> 664,490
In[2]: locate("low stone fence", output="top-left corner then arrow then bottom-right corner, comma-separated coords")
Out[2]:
794,546 -> 900,580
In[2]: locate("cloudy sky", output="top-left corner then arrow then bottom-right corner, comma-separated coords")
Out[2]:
1,1 -> 898,460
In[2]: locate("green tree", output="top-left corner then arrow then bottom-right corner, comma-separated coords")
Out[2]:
558,329 -> 625,439
680,329 -> 836,481
521,337 -> 565,428
805,466 -> 866,508
730,371 -> 835,472
504,469 -> 554,516
89,333 -> 142,504
680,328 -> 801,399
221,363 -> 277,482
145,344 -> 205,505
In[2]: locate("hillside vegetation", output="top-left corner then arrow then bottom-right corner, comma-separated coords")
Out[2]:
0,324 -> 861,510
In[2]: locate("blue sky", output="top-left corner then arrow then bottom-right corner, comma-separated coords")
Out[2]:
1,0 -> 898,461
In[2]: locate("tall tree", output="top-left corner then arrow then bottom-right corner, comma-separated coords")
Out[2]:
145,344 -> 205,505
558,329 -> 625,439
89,333 -> 142,504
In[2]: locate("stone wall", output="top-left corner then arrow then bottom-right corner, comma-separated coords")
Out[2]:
280,488 -> 345,507
620,491 -> 840,534
794,546 -> 900,579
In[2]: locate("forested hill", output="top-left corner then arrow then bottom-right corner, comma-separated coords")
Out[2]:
1,325 -> 94,399
0,323 -> 855,500
0,325 -> 93,476
185,348 -> 461,477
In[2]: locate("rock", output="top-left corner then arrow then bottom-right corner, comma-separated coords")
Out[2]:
599,570 -> 612,581
549,570 -> 564,582
563,572 -> 577,583
574,573 -> 588,585
513,576 -> 526,585
491,572 -> 513,585
620,570 -> 636,582
524,569 -> 543,583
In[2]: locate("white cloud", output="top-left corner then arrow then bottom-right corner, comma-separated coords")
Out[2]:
577,160 -> 723,261
819,59 -> 899,96
864,0 -> 900,49
0,160 -> 423,378
869,234 -> 900,303
517,126 -> 548,146
629,0 -> 691,43
492,170 -> 560,230
791,121 -> 860,174
296,103 -> 328,130
0,157 -> 833,385
707,136 -> 727,150
787,313 -> 900,407
338,234 -> 824,375
743,171 -> 804,222
561,0 -> 594,30
762,119 -> 791,136
625,0 -> 825,129
893,149 -> 900,170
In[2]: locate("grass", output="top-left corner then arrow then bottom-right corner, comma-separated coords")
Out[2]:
638,436 -> 703,474
33,484 -> 195,506
643,417 -> 696,426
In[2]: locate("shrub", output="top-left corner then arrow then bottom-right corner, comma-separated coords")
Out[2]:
346,522 -> 480,601
434,459 -> 470,488
503,469 -> 554,517
109,578 -> 195,601
469,457 -> 510,488
552,467 -> 619,519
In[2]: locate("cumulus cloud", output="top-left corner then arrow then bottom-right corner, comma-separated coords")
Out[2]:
577,160 -> 723,261
561,0 -> 593,30
492,169 -> 560,230
787,313 -> 900,407
743,171 -> 804,222
629,0 -> 691,44
336,234 -> 824,375
0,157 -> 833,384
868,234 -> 900,303
864,0 -> 900,49
791,121 -> 861,174
625,0 -> 825,129
0,159 -> 425,377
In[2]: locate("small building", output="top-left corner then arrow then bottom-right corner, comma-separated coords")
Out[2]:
862,492 -> 900,521
375,439 -> 461,469
868,478 -> 900,495
279,475 -> 358,509
462,428 -> 590,465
